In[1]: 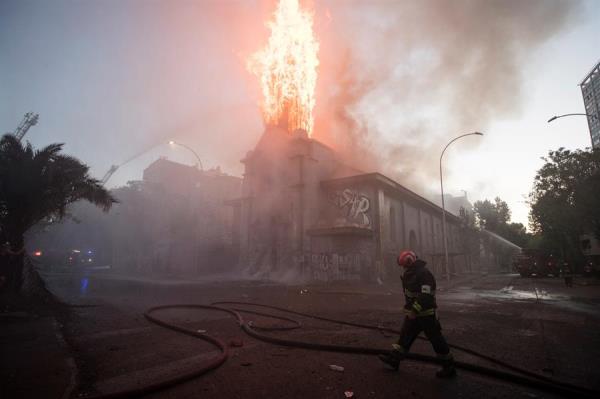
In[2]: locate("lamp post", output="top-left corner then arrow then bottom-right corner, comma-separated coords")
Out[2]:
440,132 -> 484,283
168,140 -> 204,171
168,140 -> 204,275
547,113 -> 597,123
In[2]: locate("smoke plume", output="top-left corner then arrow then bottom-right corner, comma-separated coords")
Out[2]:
311,0 -> 581,193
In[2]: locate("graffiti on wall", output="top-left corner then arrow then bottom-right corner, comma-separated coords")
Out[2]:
308,252 -> 366,281
330,189 -> 371,228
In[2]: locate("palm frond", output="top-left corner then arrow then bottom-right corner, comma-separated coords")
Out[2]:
1,136 -> 117,237
34,142 -> 64,160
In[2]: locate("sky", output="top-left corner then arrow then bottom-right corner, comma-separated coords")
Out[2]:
1,0 -> 599,228
445,2 -> 599,226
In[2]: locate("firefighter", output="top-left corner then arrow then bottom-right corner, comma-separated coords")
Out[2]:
562,261 -> 573,287
378,250 -> 456,378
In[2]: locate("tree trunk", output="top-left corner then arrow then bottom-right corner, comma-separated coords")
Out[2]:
5,235 -> 25,294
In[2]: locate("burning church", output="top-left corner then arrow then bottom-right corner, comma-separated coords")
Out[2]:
229,126 -> 472,282
228,0 -> 512,282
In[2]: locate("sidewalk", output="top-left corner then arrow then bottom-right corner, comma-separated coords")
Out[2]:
302,272 -> 492,296
0,307 -> 76,399
438,272 -> 493,291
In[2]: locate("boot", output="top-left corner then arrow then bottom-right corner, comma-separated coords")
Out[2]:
436,360 -> 457,378
378,352 -> 401,371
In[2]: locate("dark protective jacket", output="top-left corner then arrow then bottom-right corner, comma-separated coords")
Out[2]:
401,259 -> 437,317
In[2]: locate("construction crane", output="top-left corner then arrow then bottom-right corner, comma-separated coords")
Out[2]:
100,141 -> 166,185
101,165 -> 120,184
14,112 -> 39,142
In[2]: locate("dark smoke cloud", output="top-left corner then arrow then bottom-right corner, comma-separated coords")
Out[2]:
311,0 -> 582,193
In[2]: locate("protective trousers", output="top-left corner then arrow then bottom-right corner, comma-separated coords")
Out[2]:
393,314 -> 452,359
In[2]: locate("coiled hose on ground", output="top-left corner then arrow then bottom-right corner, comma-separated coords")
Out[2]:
82,301 -> 599,399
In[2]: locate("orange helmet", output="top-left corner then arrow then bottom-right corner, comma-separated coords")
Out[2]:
397,250 -> 417,267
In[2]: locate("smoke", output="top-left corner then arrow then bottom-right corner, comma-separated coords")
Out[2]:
3,0 -> 581,194
311,0 -> 582,193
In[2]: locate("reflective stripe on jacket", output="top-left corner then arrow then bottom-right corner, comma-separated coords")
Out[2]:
401,259 -> 437,317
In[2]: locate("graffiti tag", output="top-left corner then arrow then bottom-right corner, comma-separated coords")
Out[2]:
330,189 -> 371,228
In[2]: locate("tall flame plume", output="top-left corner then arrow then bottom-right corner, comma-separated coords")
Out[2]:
248,0 -> 319,135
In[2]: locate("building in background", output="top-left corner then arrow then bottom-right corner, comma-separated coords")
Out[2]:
28,158 -> 242,276
109,158 -> 241,275
580,59 -> 600,148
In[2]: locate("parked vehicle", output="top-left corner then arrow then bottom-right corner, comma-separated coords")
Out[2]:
581,234 -> 600,278
513,249 -> 559,277
583,259 -> 597,278
67,249 -> 96,267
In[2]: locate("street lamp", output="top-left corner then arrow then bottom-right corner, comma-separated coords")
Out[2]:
547,113 -> 597,123
168,140 -> 204,171
440,132 -> 484,283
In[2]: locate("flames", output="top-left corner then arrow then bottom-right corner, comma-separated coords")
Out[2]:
248,0 -> 319,136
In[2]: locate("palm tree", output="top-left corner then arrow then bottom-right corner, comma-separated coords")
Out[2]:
0,134 -> 116,293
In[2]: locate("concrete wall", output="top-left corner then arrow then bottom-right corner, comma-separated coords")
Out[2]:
377,193 -> 463,280
316,185 -> 375,230
305,181 -> 377,282
308,235 -> 374,281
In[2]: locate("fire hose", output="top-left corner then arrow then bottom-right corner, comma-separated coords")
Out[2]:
82,302 -> 599,399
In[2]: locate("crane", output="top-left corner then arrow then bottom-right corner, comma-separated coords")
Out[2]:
101,165 -> 119,184
14,112 -> 39,142
100,141 -> 165,185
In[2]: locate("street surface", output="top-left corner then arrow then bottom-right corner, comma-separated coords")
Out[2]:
43,272 -> 600,398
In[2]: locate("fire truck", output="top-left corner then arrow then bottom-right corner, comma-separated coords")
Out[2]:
513,249 -> 559,277
581,234 -> 600,278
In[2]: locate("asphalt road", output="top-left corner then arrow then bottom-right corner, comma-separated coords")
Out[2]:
44,272 -> 600,399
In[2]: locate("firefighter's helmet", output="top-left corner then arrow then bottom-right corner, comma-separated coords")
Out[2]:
397,250 -> 417,267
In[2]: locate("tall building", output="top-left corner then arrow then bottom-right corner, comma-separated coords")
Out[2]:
580,60 -> 600,148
